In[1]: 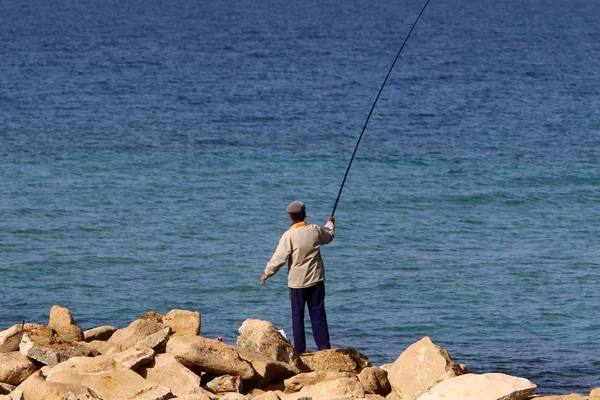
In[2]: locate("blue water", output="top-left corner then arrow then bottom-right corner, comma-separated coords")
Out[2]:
2,0 -> 600,395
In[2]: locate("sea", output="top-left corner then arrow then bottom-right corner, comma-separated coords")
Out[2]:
1,0 -> 599,395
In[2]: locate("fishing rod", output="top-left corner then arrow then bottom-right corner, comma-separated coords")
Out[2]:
331,0 -> 433,217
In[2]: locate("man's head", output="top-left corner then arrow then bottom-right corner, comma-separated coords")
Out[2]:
286,200 -> 306,222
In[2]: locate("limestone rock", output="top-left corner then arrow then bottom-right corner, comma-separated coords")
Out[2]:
19,326 -> 93,366
45,356 -> 172,400
83,326 -> 117,342
221,393 -> 248,400
388,336 -> 464,399
176,393 -> 216,400
166,335 -> 255,380
358,366 -> 391,396
284,371 -> 355,392
47,305 -> 84,342
236,346 -> 297,389
16,371 -> 101,400
530,396 -> 587,400
0,324 -> 44,353
251,391 -> 283,400
163,309 -> 201,336
416,372 -> 537,400
206,375 -> 243,393
0,383 -> 16,395
81,339 -> 120,355
140,311 -> 164,323
287,375 -> 365,399
591,388 -> 600,400
108,319 -> 171,351
237,319 -> 307,373
139,353 -> 210,398
300,348 -> 371,373
0,352 -> 39,385
109,344 -> 155,370
139,327 -> 171,352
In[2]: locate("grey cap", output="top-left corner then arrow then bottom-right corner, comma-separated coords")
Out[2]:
286,200 -> 305,214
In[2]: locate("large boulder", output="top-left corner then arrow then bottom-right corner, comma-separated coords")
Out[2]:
237,319 -> 306,373
166,335 -> 255,380
388,336 -> 464,399
286,375 -> 365,399
358,366 -> 391,396
235,347 -> 297,389
47,305 -> 84,342
0,324 -> 44,353
0,383 -> 16,395
19,326 -> 93,366
81,340 -> 120,355
284,371 -> 355,392
416,372 -> 537,400
163,309 -> 201,336
15,371 -> 101,400
108,319 -> 171,351
138,353 -> 215,398
44,356 -> 172,400
0,352 -> 39,385
109,344 -> 155,370
300,348 -> 371,373
532,396 -> 587,400
83,326 -> 117,342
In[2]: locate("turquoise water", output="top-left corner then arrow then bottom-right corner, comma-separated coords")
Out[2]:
2,0 -> 600,394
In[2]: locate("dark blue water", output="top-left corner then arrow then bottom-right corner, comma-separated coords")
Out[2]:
2,0 -> 600,395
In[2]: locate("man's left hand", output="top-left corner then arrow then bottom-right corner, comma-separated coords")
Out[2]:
260,274 -> 268,285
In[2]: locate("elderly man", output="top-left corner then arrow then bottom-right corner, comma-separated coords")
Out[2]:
261,200 -> 335,354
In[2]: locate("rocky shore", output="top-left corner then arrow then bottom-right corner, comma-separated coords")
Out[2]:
0,305 -> 597,400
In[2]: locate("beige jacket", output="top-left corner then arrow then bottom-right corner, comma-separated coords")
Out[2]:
264,220 -> 335,288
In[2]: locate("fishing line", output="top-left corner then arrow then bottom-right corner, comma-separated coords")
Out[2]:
331,0 -> 433,217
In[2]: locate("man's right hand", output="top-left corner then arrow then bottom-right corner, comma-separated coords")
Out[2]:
260,274 -> 268,285
328,217 -> 335,223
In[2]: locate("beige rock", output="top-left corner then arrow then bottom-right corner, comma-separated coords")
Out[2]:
16,371 -> 100,400
175,394 -> 216,400
300,348 -> 371,373
532,396 -> 587,400
47,305 -> 84,342
166,335 -> 255,380
45,356 -> 172,400
287,376 -> 365,399
110,344 -> 155,370
0,324 -> 44,353
206,375 -> 243,393
108,319 -> 170,351
83,325 -> 117,342
284,371 -> 355,392
358,366 -> 392,396
0,383 -> 16,395
139,327 -> 171,352
236,346 -> 297,389
416,372 -> 537,400
19,326 -> 93,366
0,352 -> 39,385
366,395 -> 388,400
388,336 -> 464,399
251,391 -> 283,400
81,339 -> 120,355
138,353 -> 205,397
163,309 -> 201,336
237,319 -> 307,373
591,388 -> 600,400
221,393 -> 248,400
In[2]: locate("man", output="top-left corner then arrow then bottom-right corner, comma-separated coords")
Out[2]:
261,200 -> 335,354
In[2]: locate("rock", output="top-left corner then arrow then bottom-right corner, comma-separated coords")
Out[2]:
176,393 -> 216,400
0,383 -> 16,395
139,353 -> 212,398
83,326 -> 117,342
140,311 -> 164,323
206,375 -> 243,393
166,335 -> 256,380
284,371 -> 355,392
45,356 -> 172,400
163,309 -> 201,336
591,388 -> 600,400
0,324 -> 44,353
19,326 -> 94,366
47,305 -> 84,342
236,346 -> 297,389
139,327 -> 171,352
221,393 -> 248,400
416,372 -> 537,400
251,391 -> 282,400
387,336 -> 464,399
358,366 -> 391,396
300,348 -> 371,373
109,344 -> 155,370
81,339 -> 120,355
532,396 -> 587,400
0,352 -> 39,385
108,319 -> 171,351
237,319 -> 307,373
288,376 -> 365,399
16,371 -> 101,400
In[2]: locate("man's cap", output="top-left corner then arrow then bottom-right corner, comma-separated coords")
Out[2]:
286,200 -> 305,214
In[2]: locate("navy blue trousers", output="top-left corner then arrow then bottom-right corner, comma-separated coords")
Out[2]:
289,281 -> 331,353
